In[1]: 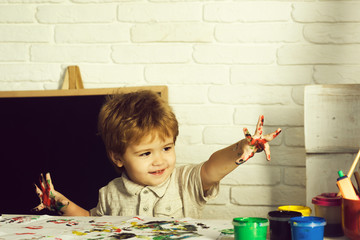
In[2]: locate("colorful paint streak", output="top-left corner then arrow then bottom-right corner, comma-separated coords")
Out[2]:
26,226 -> 43,229
110,233 -> 136,239
129,220 -> 201,239
72,222 -> 122,237
0,216 -> 42,224
47,219 -> 79,226
71,220 -> 201,239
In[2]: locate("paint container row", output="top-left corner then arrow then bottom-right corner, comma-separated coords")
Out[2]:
232,191 -> 360,239
303,191 -> 360,239
232,206 -> 326,240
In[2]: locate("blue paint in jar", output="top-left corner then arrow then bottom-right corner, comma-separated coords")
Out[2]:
289,216 -> 326,240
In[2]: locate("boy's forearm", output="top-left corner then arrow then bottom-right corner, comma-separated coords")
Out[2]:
201,140 -> 245,190
61,200 -> 90,216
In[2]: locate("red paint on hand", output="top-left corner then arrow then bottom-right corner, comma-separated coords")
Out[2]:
39,177 -> 54,208
249,138 -> 267,151
273,129 -> 281,138
237,116 -> 282,165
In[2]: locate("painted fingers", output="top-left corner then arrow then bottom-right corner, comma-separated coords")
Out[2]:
33,173 -> 68,213
254,115 -> 264,137
235,115 -> 281,165
33,184 -> 45,211
263,128 -> 282,142
33,173 -> 53,212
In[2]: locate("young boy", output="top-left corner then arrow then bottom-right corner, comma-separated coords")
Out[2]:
34,90 -> 281,218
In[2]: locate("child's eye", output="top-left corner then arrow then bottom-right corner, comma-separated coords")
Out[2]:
140,152 -> 151,157
163,146 -> 172,151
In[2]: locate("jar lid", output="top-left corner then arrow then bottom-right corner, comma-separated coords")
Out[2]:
268,210 -> 302,221
289,216 -> 326,227
232,217 -> 269,227
278,205 -> 312,216
312,192 -> 342,206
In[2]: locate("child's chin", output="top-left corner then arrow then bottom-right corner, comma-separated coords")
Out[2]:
147,179 -> 166,186
145,175 -> 170,186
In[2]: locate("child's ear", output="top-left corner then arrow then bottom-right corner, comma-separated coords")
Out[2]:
109,151 -> 124,168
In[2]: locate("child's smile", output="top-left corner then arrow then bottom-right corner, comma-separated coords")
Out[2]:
114,133 -> 176,186
149,169 -> 166,175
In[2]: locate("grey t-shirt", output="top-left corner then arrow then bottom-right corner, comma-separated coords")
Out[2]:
90,163 -> 219,218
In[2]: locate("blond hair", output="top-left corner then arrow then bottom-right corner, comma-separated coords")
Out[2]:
98,90 -> 178,171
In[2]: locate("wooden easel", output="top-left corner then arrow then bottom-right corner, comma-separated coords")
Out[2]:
61,66 -> 84,90
0,65 -> 167,99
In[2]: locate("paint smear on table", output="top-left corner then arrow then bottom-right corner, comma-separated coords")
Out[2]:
0,215 -> 232,240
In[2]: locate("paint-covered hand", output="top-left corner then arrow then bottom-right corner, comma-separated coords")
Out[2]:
234,115 -> 281,165
33,173 -> 69,214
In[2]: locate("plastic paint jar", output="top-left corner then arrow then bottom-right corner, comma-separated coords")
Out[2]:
289,216 -> 326,240
342,197 -> 360,239
312,192 -> 343,237
278,205 -> 311,216
268,210 -> 302,240
232,217 -> 268,240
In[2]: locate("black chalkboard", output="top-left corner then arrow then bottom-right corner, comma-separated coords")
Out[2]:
0,86 -> 167,215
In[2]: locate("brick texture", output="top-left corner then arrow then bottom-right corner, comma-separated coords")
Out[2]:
1,0 -> 358,220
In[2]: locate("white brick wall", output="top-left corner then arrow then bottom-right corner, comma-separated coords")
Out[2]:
0,0 -> 358,220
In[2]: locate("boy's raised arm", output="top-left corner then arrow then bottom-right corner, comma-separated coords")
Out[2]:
200,115 -> 281,192
33,173 -> 90,216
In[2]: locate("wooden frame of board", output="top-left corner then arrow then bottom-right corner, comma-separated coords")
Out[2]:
0,86 -> 168,99
0,66 -> 168,100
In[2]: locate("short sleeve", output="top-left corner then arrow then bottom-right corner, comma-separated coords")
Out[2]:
179,163 -> 219,205
89,189 -> 106,216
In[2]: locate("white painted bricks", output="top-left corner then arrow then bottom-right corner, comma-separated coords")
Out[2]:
1,1 -> 360,220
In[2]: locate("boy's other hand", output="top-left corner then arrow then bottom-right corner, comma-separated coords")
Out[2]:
33,172 -> 69,214
234,115 -> 281,165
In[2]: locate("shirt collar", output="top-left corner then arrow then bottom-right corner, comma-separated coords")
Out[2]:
121,170 -> 174,198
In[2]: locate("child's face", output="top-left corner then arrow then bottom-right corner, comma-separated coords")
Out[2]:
115,133 -> 176,186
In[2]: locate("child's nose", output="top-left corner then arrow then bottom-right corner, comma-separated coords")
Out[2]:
152,153 -> 165,165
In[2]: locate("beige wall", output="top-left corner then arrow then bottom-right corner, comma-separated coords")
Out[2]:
1,1 -> 359,219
